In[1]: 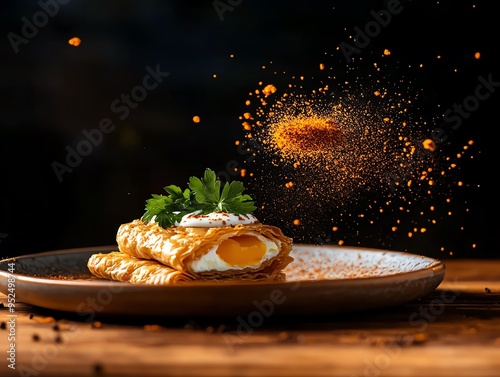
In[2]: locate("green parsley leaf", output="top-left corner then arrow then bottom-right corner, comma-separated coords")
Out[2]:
140,168 -> 256,228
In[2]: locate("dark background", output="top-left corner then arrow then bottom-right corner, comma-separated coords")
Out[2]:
0,0 -> 497,259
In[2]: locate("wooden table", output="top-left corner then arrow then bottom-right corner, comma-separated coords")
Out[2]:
1,259 -> 499,377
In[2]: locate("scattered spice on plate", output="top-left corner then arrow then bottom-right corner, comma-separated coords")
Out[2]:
32,333 -> 40,342
485,287 -> 491,293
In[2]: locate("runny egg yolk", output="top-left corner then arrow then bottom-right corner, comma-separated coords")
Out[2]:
216,235 -> 267,267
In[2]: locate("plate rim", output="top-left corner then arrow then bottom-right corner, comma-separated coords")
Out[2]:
0,243 -> 445,288
0,244 -> 446,316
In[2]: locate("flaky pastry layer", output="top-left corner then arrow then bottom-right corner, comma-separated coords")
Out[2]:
87,251 -> 192,285
116,219 -> 294,281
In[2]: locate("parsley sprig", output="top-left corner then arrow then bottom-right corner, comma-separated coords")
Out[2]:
140,168 -> 256,228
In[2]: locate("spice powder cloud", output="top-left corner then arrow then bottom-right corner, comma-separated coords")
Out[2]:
231,57 -> 476,256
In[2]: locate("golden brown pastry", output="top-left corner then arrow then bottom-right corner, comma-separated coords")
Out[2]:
115,218 -> 293,281
87,251 -> 192,284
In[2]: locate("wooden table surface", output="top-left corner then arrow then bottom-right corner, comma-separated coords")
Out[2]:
1,259 -> 499,377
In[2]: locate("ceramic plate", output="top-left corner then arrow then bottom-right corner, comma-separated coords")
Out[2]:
0,244 -> 445,317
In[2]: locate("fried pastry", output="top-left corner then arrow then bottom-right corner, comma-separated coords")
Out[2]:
87,251 -> 192,284
115,217 -> 293,281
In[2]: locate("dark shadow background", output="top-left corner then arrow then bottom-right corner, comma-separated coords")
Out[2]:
0,0 -> 498,259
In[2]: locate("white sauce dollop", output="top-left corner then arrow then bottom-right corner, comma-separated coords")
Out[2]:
176,212 -> 258,227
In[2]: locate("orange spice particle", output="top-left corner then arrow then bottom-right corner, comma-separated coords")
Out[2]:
423,139 -> 436,152
262,84 -> 277,96
68,37 -> 81,46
